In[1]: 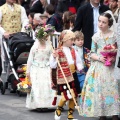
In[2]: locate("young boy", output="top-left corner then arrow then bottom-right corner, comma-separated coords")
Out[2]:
73,31 -> 90,92
50,30 -> 83,120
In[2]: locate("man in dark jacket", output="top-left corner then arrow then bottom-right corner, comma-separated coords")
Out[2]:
0,0 -> 5,6
56,0 -> 85,14
30,0 -> 44,13
73,0 -> 109,50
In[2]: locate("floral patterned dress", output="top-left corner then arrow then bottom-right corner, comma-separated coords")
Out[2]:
79,32 -> 120,117
26,40 -> 56,109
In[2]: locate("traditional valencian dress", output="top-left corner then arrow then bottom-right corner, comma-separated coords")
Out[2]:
26,40 -> 56,109
79,31 -> 120,117
50,46 -> 83,97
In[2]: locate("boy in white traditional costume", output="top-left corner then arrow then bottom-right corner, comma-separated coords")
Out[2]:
50,30 -> 83,120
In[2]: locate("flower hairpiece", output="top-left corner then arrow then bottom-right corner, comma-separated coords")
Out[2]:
35,24 -> 55,40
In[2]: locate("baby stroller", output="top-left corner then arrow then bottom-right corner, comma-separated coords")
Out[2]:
0,32 -> 34,95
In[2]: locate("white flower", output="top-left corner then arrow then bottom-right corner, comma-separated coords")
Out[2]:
23,84 -> 28,89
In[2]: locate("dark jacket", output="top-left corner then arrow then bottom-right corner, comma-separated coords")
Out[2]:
30,0 -> 44,13
46,13 -> 63,32
0,0 -> 5,6
56,0 -> 84,14
73,3 -> 109,50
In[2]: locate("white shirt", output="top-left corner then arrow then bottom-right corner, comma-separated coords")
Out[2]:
50,46 -> 84,71
91,3 -> 100,33
0,3 -> 29,35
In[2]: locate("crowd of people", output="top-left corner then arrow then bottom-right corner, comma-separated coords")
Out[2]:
0,0 -> 120,120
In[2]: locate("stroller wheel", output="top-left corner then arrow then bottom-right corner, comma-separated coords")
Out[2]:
8,74 -> 18,93
1,82 -> 6,95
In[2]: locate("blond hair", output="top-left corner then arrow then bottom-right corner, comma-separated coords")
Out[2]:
74,31 -> 84,40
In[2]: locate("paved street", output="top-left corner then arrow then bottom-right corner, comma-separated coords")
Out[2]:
0,90 -> 115,120
0,90 -> 100,120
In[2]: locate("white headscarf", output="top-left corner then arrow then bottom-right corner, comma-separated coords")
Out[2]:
104,10 -> 117,32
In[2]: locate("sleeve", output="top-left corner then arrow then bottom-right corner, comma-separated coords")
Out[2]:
49,54 -> 57,68
26,46 -> 34,73
0,10 -> 6,35
91,35 -> 97,54
20,6 -> 29,32
73,7 -> 83,31
75,50 -> 84,71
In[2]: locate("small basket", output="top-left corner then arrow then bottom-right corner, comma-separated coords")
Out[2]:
17,83 -> 31,93
17,77 -> 31,93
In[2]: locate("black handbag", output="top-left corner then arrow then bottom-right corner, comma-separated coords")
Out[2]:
117,57 -> 120,68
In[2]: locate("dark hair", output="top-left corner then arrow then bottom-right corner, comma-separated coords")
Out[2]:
63,11 -> 74,29
29,12 -> 35,19
69,14 -> 76,26
45,4 -> 55,15
99,12 -> 113,27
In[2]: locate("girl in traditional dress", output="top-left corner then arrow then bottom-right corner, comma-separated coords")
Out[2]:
26,28 -> 56,109
79,12 -> 120,120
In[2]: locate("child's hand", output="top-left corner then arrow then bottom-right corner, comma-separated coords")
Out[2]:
52,49 -> 58,58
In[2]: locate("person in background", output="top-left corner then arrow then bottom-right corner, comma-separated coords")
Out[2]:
0,0 -> 28,91
45,4 -> 63,32
30,0 -> 48,13
62,11 -> 73,30
109,0 -> 118,21
0,0 -> 6,6
69,14 -> 76,30
28,12 -> 35,25
73,31 -> 90,92
73,0 -> 109,50
56,0 -> 84,14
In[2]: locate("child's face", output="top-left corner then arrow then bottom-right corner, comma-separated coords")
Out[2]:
74,38 -> 84,47
98,16 -> 109,32
63,38 -> 74,47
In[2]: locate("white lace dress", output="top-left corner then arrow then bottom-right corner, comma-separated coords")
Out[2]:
26,40 -> 56,109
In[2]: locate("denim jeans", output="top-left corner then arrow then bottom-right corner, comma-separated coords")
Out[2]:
77,73 -> 85,91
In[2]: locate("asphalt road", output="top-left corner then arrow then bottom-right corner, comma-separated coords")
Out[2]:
0,89 -> 100,120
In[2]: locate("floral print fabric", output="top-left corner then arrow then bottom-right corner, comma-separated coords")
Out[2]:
79,32 -> 120,117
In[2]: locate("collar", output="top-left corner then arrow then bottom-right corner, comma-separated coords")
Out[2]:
6,3 -> 14,7
90,3 -> 100,8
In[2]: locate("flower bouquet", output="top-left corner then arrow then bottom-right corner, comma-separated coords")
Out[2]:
100,44 -> 117,66
17,77 -> 31,93
35,24 -> 55,41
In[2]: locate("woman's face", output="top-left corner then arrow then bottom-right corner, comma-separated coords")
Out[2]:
98,16 -> 109,32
